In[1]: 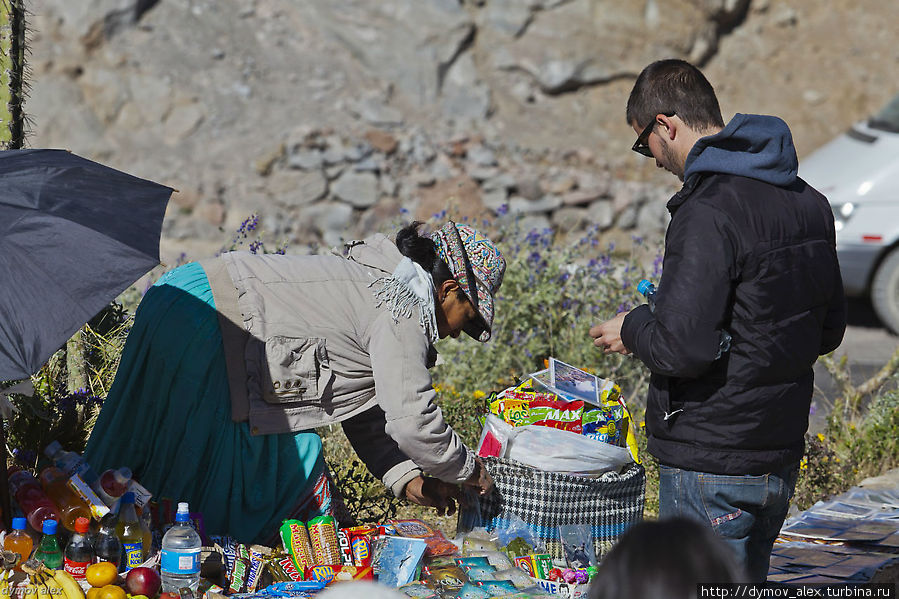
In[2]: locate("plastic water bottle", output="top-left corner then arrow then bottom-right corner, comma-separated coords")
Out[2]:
33,519 -> 63,570
160,502 -> 202,592
636,279 -> 658,312
637,279 -> 732,359
44,441 -> 100,488
94,509 -> 122,569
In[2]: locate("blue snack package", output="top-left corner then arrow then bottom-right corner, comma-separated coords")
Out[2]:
476,580 -> 519,595
462,566 -> 496,582
454,556 -> 490,569
454,583 -> 490,599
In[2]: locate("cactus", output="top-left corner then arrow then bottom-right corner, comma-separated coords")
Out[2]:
0,0 -> 28,149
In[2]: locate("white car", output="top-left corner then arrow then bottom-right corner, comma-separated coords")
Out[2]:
799,93 -> 899,334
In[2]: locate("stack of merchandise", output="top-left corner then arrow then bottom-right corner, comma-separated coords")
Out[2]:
476,358 -> 639,476
207,517 -> 598,598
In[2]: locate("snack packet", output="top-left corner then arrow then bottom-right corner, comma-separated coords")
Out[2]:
279,520 -> 315,576
526,398 -> 584,433
389,519 -> 459,557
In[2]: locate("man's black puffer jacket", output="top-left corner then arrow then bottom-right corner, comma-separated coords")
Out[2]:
621,113 -> 847,475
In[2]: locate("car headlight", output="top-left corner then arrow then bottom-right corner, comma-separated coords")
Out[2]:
831,202 -> 855,232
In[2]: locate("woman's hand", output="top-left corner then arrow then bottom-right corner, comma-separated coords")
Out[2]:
404,475 -> 461,517
463,457 -> 494,496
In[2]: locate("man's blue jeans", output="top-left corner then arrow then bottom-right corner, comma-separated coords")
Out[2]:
659,462 -> 799,582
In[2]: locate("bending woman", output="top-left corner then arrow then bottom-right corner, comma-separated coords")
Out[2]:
84,220 -> 505,543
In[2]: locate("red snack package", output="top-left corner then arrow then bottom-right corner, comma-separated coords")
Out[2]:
388,519 -> 458,557
336,529 -> 354,566
305,564 -> 374,583
346,526 -> 375,567
527,398 -> 584,433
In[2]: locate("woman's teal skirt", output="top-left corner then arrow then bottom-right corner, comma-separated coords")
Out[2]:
84,262 -> 327,544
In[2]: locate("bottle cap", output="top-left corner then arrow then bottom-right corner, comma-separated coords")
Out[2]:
75,517 -> 90,534
121,491 -> 135,504
11,517 -> 27,530
41,519 -> 58,535
636,279 -> 654,296
175,502 -> 190,522
43,440 -> 62,458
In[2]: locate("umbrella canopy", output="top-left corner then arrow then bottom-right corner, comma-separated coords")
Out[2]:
0,149 -> 174,381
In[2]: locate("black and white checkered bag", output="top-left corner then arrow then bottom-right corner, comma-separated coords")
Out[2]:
459,457 -> 645,561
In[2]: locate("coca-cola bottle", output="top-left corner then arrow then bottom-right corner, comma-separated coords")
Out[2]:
64,516 -> 95,580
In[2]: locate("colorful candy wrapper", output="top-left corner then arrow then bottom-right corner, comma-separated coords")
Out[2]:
227,543 -> 252,594
526,398 -> 584,433
421,565 -> 466,595
304,565 -> 373,583
213,536 -> 238,577
476,580 -> 519,596
513,553 -> 551,579
245,545 -> 272,593
388,519 -> 458,557
453,557 -> 489,569
279,520 -> 315,576
336,530 -> 354,566
276,555 -> 305,582
344,525 -> 376,567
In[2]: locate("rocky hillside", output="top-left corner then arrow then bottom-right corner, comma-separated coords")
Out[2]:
23,0 -> 899,261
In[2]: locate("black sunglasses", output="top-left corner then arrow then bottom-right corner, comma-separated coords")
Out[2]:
631,113 -> 675,157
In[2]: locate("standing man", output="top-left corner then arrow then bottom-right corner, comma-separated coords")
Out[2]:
590,59 -> 846,581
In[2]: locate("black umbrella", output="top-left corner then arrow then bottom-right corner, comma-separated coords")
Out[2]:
0,149 -> 173,529
0,149 -> 173,380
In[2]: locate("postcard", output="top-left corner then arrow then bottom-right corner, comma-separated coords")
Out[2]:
549,357 -> 600,404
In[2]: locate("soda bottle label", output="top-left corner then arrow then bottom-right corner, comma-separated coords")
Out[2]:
122,542 -> 143,570
161,548 -> 200,574
65,558 -> 91,579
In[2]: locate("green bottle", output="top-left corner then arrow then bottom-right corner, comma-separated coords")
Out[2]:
34,519 -> 63,570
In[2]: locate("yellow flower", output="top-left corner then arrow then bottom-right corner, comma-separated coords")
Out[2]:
433,384 -> 442,393
817,433 -> 825,442
473,390 -> 486,399
639,420 -> 646,428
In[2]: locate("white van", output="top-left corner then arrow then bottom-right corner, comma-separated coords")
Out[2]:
799,93 -> 899,334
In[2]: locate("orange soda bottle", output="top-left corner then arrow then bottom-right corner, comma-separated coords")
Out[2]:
38,466 -> 93,532
3,517 -> 34,569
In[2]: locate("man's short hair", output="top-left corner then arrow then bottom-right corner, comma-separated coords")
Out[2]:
626,59 -> 725,132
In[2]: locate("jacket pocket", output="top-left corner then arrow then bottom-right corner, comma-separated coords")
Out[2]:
261,336 -> 333,404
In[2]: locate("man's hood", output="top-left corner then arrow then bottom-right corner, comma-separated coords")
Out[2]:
683,113 -> 799,186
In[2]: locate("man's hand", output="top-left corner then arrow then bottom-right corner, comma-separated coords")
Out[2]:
404,475 -> 461,516
589,311 -> 632,355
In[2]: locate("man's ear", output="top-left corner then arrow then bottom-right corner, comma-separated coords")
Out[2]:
657,113 -> 677,141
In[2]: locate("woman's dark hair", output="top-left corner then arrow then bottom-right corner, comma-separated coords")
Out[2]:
626,58 -> 725,131
588,517 -> 746,599
395,221 -> 456,288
